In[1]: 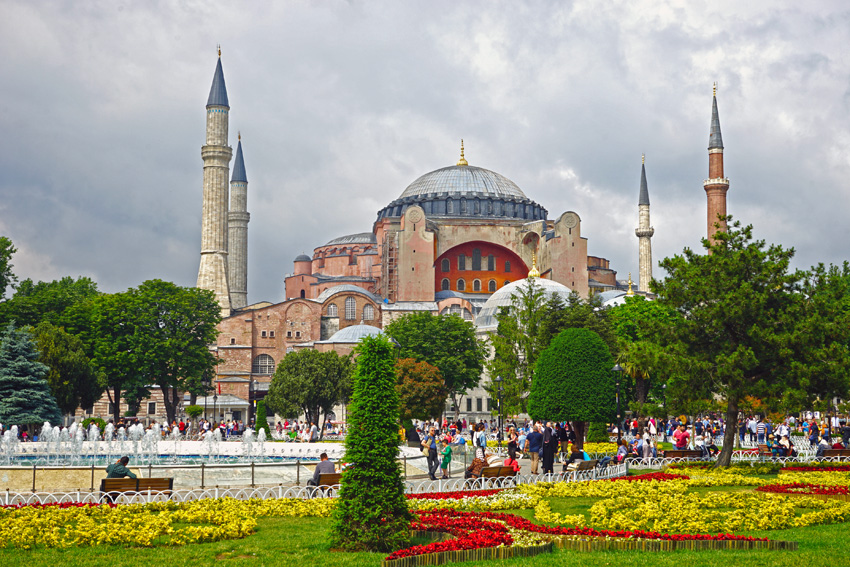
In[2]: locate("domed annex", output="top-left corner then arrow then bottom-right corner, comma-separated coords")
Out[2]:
475,276 -> 575,330
318,323 -> 382,343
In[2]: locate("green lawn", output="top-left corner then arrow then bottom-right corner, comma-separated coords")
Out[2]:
3,486 -> 846,567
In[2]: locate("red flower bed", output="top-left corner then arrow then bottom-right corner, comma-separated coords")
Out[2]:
387,508 -> 770,559
2,502 -> 114,510
756,483 -> 849,496
782,464 -> 850,472
407,489 -> 503,500
608,472 -> 690,482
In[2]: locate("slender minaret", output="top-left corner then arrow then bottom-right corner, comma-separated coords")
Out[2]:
228,134 -> 249,309
704,82 -> 729,242
197,47 -> 233,315
635,155 -> 654,291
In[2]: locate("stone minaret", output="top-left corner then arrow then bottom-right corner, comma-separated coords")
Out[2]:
635,155 -> 654,291
704,83 -> 729,242
197,49 -> 233,315
228,134 -> 249,309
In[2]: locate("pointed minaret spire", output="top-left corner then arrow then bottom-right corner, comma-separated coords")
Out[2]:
704,82 -> 730,242
635,155 -> 654,292
228,136 -> 250,309
456,139 -> 468,166
207,50 -> 229,108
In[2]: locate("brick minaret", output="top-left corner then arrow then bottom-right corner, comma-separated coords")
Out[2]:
635,155 -> 654,291
228,135 -> 249,309
197,48 -> 233,315
704,83 -> 729,242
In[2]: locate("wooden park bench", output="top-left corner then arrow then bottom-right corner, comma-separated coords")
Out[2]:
822,449 -> 850,459
564,459 -> 599,475
100,477 -> 173,503
758,444 -> 774,459
316,472 -> 342,486
662,449 -> 704,460
480,465 -> 518,478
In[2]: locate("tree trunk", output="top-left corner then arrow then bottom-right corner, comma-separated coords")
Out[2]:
109,387 -> 121,423
451,392 -> 461,421
161,386 -> 178,426
715,396 -> 738,467
571,421 -> 587,451
320,411 -> 328,441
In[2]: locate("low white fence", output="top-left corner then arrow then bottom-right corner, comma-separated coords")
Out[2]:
0,462 -> 628,506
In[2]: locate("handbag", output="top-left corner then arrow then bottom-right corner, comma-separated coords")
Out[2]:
421,436 -> 431,457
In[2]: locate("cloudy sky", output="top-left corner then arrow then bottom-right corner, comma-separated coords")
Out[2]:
2,1 -> 849,301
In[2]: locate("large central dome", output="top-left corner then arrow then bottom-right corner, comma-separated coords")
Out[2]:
399,165 -> 527,200
376,161 -> 547,223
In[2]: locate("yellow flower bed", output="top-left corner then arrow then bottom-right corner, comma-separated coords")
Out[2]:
582,443 -> 618,454
0,497 -> 335,550
533,500 -> 585,526
411,492 -> 539,512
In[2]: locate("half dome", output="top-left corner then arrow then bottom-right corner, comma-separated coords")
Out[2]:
475,278 -> 574,330
320,323 -> 382,343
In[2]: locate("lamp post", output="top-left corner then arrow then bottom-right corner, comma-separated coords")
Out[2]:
248,378 -> 255,427
612,364 -> 623,443
213,391 -> 218,428
661,383 -> 667,443
495,375 -> 503,450
202,375 -> 210,422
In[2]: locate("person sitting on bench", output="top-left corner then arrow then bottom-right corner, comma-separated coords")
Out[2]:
307,452 -> 336,486
106,456 -> 137,479
465,447 -> 487,479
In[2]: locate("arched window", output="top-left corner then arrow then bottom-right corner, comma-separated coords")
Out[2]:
463,308 -> 473,321
441,258 -> 450,272
300,290 -> 305,298
505,261 -> 511,272
488,279 -> 497,292
458,254 -> 466,271
473,279 -> 481,292
457,279 -> 466,291
363,304 -> 374,321
504,280 -> 511,287
252,354 -> 275,375
472,248 -> 481,270
327,303 -> 338,317
447,198 -> 454,214
450,304 -> 461,315
441,278 -> 450,291
487,255 -> 495,271
345,297 -> 356,320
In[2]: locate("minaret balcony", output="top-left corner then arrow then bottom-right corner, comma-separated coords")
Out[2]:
635,227 -> 655,238
703,177 -> 729,187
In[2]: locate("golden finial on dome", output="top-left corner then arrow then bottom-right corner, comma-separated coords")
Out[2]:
642,153 -> 645,165
457,139 -> 468,166
217,44 -> 221,58
238,131 -> 241,141
528,251 -> 540,278
627,273 -> 634,296
713,81 -> 717,97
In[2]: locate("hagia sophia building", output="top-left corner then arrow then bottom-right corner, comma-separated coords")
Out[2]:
79,53 -> 729,425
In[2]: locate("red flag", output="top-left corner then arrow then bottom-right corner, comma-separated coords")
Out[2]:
217,382 -> 221,395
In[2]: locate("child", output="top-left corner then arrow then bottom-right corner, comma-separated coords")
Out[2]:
440,439 -> 452,479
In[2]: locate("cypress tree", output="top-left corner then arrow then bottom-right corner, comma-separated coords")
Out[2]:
254,400 -> 271,437
330,335 -> 411,551
0,323 -> 62,427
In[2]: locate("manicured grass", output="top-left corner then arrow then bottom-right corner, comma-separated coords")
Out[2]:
3,485 -> 847,567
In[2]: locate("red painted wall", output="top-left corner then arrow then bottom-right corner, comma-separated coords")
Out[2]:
435,241 -> 528,294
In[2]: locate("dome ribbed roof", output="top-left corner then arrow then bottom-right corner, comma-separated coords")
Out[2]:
400,166 -> 526,200
294,254 -> 311,262
320,324 -> 382,343
475,278 -> 574,329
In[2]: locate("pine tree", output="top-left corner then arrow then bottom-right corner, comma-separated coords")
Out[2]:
330,335 -> 411,552
0,323 -> 62,427
254,400 -> 271,437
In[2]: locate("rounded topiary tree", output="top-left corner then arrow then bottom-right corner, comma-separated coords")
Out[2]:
528,327 -> 615,450
330,335 -> 411,552
586,421 -> 610,443
254,400 -> 271,437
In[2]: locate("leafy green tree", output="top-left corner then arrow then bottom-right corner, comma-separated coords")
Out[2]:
330,335 -> 411,551
254,400 -> 271,437
266,349 -> 352,437
486,277 -> 549,415
0,276 -> 99,328
528,327 -> 615,449
31,321 -> 103,415
0,323 -> 62,428
608,296 -> 680,408
130,280 -> 221,425
385,312 -> 484,420
586,421 -> 610,443
486,279 -> 615,415
185,405 -> 204,420
0,236 -> 16,300
395,358 -> 446,423
645,219 -> 846,466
